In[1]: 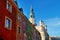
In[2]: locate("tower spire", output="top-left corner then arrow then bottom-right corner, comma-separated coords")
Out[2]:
29,6 -> 36,25
30,6 -> 35,18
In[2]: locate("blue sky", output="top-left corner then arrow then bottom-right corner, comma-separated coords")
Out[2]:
17,0 -> 60,36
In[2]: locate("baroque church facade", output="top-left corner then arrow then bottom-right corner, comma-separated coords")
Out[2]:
29,6 -> 49,40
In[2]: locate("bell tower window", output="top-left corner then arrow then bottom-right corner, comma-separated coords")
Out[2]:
31,15 -> 32,18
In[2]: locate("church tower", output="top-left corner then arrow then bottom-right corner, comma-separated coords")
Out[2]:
39,20 -> 47,40
40,20 -> 47,31
29,6 -> 36,25
36,20 -> 48,40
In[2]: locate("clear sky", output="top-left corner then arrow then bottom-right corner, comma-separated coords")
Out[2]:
17,0 -> 60,37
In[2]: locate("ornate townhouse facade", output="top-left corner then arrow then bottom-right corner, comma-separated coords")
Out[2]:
0,0 -> 27,40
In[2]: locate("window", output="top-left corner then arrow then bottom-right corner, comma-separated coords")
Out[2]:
31,15 -> 32,18
18,15 -> 20,20
5,16 -> 12,29
22,21 -> 25,26
7,1 -> 12,12
17,13 -> 21,20
18,27 -> 20,33
6,18 -> 10,28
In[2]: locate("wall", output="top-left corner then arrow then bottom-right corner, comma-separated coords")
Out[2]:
26,17 -> 33,40
0,0 -> 17,40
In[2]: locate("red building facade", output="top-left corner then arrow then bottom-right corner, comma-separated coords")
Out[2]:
0,0 -> 26,40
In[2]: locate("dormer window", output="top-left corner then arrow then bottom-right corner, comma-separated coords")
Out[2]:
7,1 -> 12,12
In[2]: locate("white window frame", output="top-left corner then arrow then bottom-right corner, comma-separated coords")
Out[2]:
7,1 -> 12,12
17,13 -> 21,21
5,16 -> 12,30
18,14 -> 20,20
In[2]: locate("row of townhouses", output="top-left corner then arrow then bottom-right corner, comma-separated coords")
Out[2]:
0,0 -> 59,40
